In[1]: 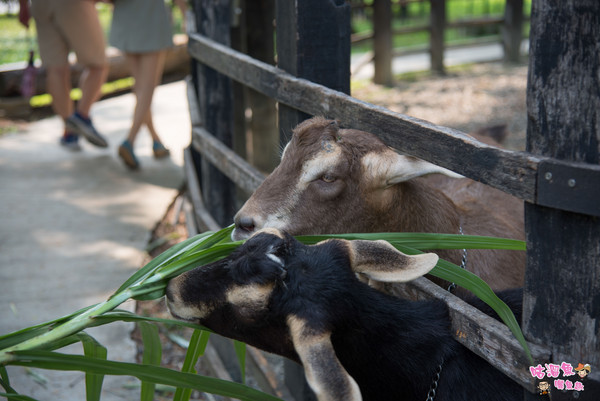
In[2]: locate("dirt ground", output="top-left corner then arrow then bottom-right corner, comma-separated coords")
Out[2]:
351,61 -> 529,151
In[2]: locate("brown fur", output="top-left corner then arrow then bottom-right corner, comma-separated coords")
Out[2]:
233,117 -> 525,295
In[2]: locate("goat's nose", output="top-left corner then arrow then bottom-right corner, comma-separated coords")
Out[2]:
236,216 -> 256,234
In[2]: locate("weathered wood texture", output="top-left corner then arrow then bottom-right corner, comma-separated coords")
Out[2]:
503,0 -> 523,62
392,277 -> 550,393
192,0 -> 236,227
523,1 -> 600,396
187,32 -> 541,203
191,126 -> 265,195
183,147 -> 220,232
373,0 -> 393,86
275,0 -> 351,145
430,0 -> 446,74
245,0 -> 278,173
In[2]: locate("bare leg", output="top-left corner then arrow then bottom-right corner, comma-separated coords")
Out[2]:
46,64 -> 73,120
76,64 -> 108,118
126,51 -> 166,144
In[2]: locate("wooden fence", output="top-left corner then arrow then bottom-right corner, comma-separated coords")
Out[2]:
350,0 -> 527,83
182,1 -> 599,400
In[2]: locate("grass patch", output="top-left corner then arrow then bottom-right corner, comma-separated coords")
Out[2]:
29,77 -> 134,108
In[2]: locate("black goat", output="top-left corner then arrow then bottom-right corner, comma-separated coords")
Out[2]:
166,228 -> 522,401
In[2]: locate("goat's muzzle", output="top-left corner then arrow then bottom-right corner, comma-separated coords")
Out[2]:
232,215 -> 256,240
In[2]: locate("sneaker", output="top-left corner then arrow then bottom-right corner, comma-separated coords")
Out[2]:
66,111 -> 108,148
60,133 -> 82,151
152,141 -> 170,159
118,140 -> 140,170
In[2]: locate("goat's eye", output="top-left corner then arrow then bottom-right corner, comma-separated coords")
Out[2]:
321,174 -> 336,183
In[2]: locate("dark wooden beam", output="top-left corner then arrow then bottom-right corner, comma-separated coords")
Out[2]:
503,0 -> 524,63
524,0 -> 600,398
191,0 -> 236,227
430,0 -> 446,74
187,33 -> 541,203
373,0 -> 393,86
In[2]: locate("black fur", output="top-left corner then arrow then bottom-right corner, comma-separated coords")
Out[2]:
167,232 -> 523,400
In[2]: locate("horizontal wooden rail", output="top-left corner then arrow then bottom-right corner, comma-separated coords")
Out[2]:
188,32 -> 540,203
191,126 -> 265,195
394,277 -> 550,393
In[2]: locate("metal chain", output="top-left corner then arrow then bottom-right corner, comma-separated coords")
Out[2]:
428,226 -> 465,399
426,361 -> 443,401
447,225 -> 468,292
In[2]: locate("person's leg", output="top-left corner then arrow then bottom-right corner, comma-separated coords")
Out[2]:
76,64 -> 108,119
45,64 -> 73,120
126,51 -> 165,144
58,0 -> 108,147
118,51 -> 165,169
140,50 -> 170,158
30,0 -> 79,149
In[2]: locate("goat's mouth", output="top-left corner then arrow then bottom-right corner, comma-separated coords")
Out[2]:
231,225 -> 254,241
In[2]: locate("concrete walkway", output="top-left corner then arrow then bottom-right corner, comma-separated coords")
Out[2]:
0,80 -> 190,400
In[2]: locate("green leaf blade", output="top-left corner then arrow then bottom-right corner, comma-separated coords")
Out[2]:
173,330 -> 211,401
77,333 -> 107,401
139,322 -> 162,401
8,351 -> 282,401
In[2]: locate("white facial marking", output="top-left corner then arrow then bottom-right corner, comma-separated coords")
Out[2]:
299,142 -> 342,189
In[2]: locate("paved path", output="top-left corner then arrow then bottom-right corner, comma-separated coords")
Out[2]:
352,40 -> 529,79
0,80 -> 190,400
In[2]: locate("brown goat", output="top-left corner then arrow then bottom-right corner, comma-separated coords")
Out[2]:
232,117 -> 525,295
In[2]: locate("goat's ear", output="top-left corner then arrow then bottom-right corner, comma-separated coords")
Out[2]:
363,150 -> 462,186
287,315 -> 362,401
346,239 -> 438,282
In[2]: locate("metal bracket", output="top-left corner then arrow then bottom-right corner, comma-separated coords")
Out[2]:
536,159 -> 600,217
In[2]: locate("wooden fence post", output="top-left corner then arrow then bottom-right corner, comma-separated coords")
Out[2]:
430,0 -> 446,74
503,0 -> 523,63
191,0 -> 236,227
373,0 -> 393,86
524,1 -> 600,399
275,1 -> 351,398
276,0 -> 351,146
245,0 -> 278,174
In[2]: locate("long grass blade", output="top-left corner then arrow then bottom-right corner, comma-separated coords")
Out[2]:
8,351 -> 282,401
0,305 -> 97,350
77,333 -> 107,401
113,231 -> 215,295
234,341 -> 246,384
139,322 -> 162,401
297,232 -> 525,251
90,310 -> 211,332
173,330 -> 211,401
114,225 -> 234,296
391,243 -> 533,363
